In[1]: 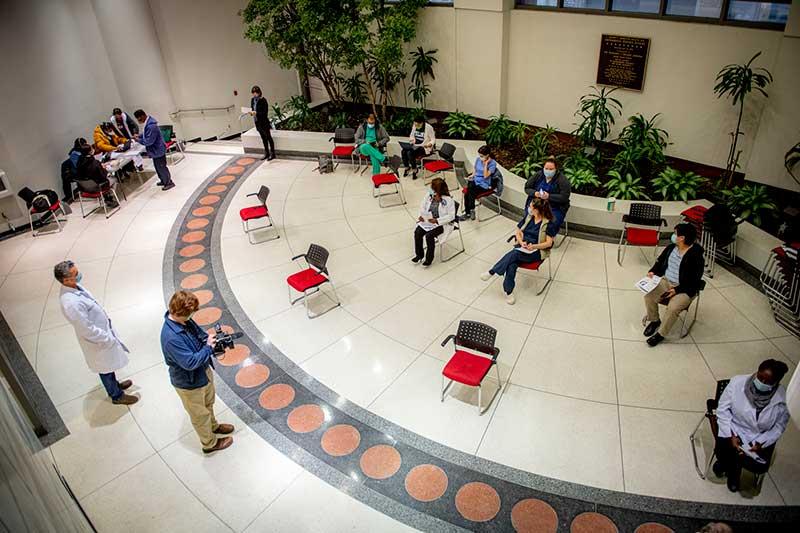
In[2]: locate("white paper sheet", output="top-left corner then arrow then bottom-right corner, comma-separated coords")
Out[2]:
635,275 -> 662,294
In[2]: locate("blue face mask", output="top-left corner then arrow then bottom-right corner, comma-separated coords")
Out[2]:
367,123 -> 375,129
753,377 -> 773,392
670,233 -> 678,245
543,169 -> 556,179
75,272 -> 83,284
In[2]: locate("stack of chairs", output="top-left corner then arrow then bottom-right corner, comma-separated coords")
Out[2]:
760,243 -> 800,337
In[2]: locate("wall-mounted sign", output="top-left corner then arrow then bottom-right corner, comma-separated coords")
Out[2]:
596,34 -> 650,92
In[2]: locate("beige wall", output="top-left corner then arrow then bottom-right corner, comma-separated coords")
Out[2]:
148,0 -> 299,140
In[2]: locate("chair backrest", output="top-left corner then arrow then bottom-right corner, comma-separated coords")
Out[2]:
707,378 -> 731,413
627,202 -> 663,226
455,320 -> 497,357
257,185 -> 270,206
333,128 -> 355,144
159,125 -> 175,144
76,179 -> 101,193
306,244 -> 330,272
438,143 -> 456,162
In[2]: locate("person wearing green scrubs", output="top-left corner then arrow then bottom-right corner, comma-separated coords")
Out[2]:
355,113 -> 390,175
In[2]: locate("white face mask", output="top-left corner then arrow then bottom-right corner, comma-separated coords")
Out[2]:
544,168 -> 556,178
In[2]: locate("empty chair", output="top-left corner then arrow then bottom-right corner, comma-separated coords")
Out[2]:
74,179 -> 121,219
440,320 -> 501,414
372,172 -> 406,208
159,124 -> 185,165
286,244 -> 341,318
239,186 -> 279,244
617,202 -> 666,265
422,142 -> 456,183
18,187 -> 66,236
329,128 -> 357,170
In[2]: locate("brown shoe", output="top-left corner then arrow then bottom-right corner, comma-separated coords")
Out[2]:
118,379 -> 133,390
213,423 -> 235,435
112,393 -> 139,405
203,436 -> 233,454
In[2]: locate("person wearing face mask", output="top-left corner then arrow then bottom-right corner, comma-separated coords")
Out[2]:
250,85 -> 275,161
355,113 -> 391,175
480,198 -> 556,305
54,260 -> 138,405
713,358 -> 790,493
412,178 -> 456,266
459,145 -> 497,221
133,109 -> 175,190
642,223 -> 705,347
524,156 -> 570,233
402,115 -> 435,180
161,290 -> 235,454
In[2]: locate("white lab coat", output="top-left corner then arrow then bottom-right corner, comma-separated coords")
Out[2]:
418,194 -> 456,241
716,374 -> 790,448
59,284 -> 129,374
408,123 -> 436,155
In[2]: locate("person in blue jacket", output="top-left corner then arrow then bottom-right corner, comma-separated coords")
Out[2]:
161,290 -> 234,453
459,145 -> 498,221
133,108 -> 175,190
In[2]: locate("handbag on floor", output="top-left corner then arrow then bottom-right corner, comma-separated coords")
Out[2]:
315,154 -> 334,174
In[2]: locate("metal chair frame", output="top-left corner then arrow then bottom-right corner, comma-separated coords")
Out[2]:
506,235 -> 553,295
641,283 -> 704,339
329,128 -> 357,170
28,195 -> 67,236
436,200 -> 466,263
476,190 -> 502,222
288,244 -> 341,319
372,176 -> 406,208
160,124 -> 185,165
74,180 -> 121,219
617,203 -> 666,266
440,320 -> 501,415
422,143 -> 456,185
242,186 -> 279,244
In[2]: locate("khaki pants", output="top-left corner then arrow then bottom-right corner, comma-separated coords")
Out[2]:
175,367 -> 219,449
643,278 -> 693,336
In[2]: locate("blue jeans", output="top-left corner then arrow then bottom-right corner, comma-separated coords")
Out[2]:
490,248 -> 541,295
99,372 -> 123,400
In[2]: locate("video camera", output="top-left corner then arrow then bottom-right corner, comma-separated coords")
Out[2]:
211,323 -> 243,355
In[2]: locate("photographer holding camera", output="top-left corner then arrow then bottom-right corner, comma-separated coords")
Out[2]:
161,290 -> 234,454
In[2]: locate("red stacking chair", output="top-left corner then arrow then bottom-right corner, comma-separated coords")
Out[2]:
422,142 -> 456,184
240,186 -> 279,244
505,235 -> 553,295
617,202 -> 666,265
371,172 -> 406,208
25,193 -> 67,236
329,128 -> 357,170
441,320 -> 501,414
286,244 -> 341,318
463,185 -> 502,222
74,179 -> 121,219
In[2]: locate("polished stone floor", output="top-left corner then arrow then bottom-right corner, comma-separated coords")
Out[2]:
1,152 -> 798,532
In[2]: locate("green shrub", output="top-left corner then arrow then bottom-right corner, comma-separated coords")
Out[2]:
510,122 -> 529,144
271,103 -> 286,126
484,114 -> 515,146
651,167 -> 707,201
572,85 -> 623,146
284,95 -> 312,129
511,156 -> 542,179
565,168 -> 601,192
721,184 -> 777,227
443,110 -> 479,139
341,73 -> 367,104
329,111 -> 350,130
604,170 -> 649,200
562,148 -> 596,174
524,126 -> 556,162
615,113 -> 670,177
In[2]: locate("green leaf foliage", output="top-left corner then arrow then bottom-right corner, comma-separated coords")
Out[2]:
484,114 -> 515,146
524,126 -> 556,163
562,148 -> 597,174
341,73 -> 367,104
604,170 -> 650,200
511,157 -> 542,179
510,122 -> 529,144
572,86 -> 623,146
443,110 -> 479,139
714,52 -> 773,107
651,167 -> 707,202
565,167 -> 601,192
721,184 -> 778,227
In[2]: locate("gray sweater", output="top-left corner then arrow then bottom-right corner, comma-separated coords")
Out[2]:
355,122 -> 390,148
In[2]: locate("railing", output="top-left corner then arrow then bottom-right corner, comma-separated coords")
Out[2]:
169,105 -> 235,119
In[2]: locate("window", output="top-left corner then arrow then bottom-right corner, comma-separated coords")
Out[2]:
665,0 -> 723,18
563,0 -> 606,9
727,1 -> 790,24
517,0 -> 558,7
611,0 -> 660,14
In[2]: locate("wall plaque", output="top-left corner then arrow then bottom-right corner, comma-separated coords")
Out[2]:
596,34 -> 650,92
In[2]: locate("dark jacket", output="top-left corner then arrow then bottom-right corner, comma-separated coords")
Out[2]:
650,243 -> 705,298
355,121 -> 389,149
139,115 -> 167,158
76,154 -> 110,185
251,95 -> 270,128
524,170 -> 571,211
160,313 -> 214,390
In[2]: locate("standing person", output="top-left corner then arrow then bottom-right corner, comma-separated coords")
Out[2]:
459,145 -> 497,221
412,177 -> 456,267
54,260 -> 138,405
133,109 -> 175,191
355,113 -> 390,176
402,115 -> 435,180
524,157 -> 570,233
641,223 -> 704,347
250,85 -> 275,161
161,291 -> 234,454
110,107 -> 139,139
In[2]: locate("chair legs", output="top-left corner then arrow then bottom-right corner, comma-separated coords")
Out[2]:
534,259 -> 553,296
553,219 -> 568,249
288,281 -> 341,319
439,229 -> 465,263
689,413 -> 714,479
242,216 -> 280,244
476,194 -> 502,222
617,230 -> 628,266
441,363 -> 502,415
680,293 -> 701,338
373,182 -> 406,208
30,203 -> 67,237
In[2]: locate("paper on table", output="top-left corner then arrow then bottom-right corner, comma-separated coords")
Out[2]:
635,275 -> 662,293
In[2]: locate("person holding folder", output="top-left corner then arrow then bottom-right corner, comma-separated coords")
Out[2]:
401,115 -> 435,180
250,85 -> 275,160
412,178 -> 456,267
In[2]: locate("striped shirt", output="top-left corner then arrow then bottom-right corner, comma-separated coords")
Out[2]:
665,246 -> 684,284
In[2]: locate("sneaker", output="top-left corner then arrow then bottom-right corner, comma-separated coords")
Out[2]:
506,293 -> 516,305
162,182 -> 176,191
421,260 -> 432,267
411,256 -> 423,264
213,423 -> 235,435
646,333 -> 665,347
469,211 -> 476,221
403,167 -> 410,177
412,171 -> 418,180
727,476 -> 739,493
136,165 -> 144,172
203,436 -> 233,454
457,213 -> 471,222
480,272 -> 492,281
118,379 -> 133,390
112,393 -> 139,405
712,460 -> 726,478
643,320 -> 661,337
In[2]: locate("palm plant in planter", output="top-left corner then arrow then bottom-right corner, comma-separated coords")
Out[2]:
721,183 -> 777,227
651,167 -> 707,202
714,52 -> 773,186
443,110 -> 479,139
408,47 -> 437,109
484,114 -> 515,146
565,168 -> 601,192
604,170 -> 649,200
572,86 -> 623,148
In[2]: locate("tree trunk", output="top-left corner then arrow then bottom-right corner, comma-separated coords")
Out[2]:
381,72 -> 388,121
726,102 -> 745,187
362,62 -> 378,117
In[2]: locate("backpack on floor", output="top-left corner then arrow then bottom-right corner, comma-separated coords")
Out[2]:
315,154 -> 334,174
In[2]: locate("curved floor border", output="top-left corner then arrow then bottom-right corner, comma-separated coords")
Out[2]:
162,157 -> 799,532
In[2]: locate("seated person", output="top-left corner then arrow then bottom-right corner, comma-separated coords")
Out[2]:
60,138 -> 88,201
412,177 -> 456,267
642,222 -> 704,347
76,144 -> 119,207
110,107 -> 139,140
524,156 -> 570,233
480,198 -> 556,305
714,359 -> 790,493
355,113 -> 390,176
93,121 -> 143,171
459,145 -> 497,221
402,115 -> 435,180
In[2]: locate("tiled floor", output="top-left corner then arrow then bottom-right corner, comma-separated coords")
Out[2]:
2,153 -> 798,532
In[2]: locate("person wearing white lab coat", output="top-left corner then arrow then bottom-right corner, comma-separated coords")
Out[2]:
412,177 -> 456,267
54,260 -> 139,405
714,358 -> 790,493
